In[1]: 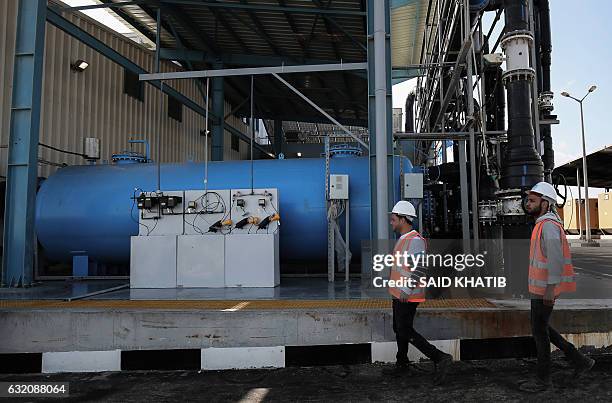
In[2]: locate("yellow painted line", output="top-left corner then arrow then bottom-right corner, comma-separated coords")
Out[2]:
0,298 -> 495,311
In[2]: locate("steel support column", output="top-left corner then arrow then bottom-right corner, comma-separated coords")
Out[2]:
274,119 -> 283,156
458,141 -> 470,253
464,0 -> 479,251
368,0 -> 393,240
2,0 -> 46,287
211,62 -> 225,161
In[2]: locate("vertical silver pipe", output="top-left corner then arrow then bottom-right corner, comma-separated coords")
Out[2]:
155,7 -> 162,192
464,0 -> 479,250
459,140 -> 470,252
580,102 -> 592,242
204,77 -> 210,198
576,166 -> 583,239
374,0 -> 389,239
250,75 -> 254,194
345,199 -> 350,282
528,0 -> 542,156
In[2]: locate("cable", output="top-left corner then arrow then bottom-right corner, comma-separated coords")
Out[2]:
130,190 -> 151,235
38,142 -> 87,158
147,217 -> 159,236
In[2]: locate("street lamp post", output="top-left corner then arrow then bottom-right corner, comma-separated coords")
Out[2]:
561,85 -> 597,245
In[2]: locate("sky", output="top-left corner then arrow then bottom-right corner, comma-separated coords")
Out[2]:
393,0 -> 611,171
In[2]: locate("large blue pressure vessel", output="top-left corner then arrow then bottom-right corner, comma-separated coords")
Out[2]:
35,156 -> 412,263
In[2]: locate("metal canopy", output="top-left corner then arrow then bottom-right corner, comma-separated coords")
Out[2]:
553,146 -> 612,189
108,0 -> 370,126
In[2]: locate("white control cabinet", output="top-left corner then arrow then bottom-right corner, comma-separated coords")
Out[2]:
225,233 -> 280,287
403,173 -> 424,199
130,235 -> 177,288
177,235 -> 225,287
329,174 -> 349,200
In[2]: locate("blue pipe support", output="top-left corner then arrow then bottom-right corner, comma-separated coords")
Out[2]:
2,0 -> 46,287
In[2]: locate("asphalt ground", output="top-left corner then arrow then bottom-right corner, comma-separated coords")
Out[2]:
1,350 -> 610,402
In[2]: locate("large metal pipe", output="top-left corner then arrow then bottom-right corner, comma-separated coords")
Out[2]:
499,0 -> 544,190
373,0 -> 389,240
536,0 -> 555,181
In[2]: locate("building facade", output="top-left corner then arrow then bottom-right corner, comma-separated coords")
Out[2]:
0,0 -> 252,178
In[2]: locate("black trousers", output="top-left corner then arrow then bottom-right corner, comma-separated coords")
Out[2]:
530,299 -> 581,380
392,299 -> 443,364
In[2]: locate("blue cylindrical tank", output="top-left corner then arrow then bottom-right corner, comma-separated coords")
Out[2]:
35,156 -> 411,263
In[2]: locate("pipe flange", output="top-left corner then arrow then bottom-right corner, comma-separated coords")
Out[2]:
500,30 -> 534,50
495,188 -> 525,216
538,91 -> 554,112
111,151 -> 148,164
502,68 -> 535,84
478,200 -> 498,222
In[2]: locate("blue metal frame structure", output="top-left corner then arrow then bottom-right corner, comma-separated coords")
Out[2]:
367,0 -> 394,240
2,0 -> 47,287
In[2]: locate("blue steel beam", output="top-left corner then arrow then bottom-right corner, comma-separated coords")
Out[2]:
2,0 -> 46,287
45,6 -> 273,158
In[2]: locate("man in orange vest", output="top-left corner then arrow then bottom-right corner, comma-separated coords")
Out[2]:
382,201 -> 452,383
520,182 -> 595,392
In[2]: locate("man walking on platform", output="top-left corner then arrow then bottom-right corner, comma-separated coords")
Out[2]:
382,201 -> 452,384
520,182 -> 595,392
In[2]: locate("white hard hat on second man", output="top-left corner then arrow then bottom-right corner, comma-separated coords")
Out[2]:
527,181 -> 557,203
390,200 -> 417,219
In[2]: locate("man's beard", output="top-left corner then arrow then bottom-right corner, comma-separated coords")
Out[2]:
528,204 -> 542,216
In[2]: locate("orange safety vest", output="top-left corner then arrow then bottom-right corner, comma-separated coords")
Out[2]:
528,218 -> 576,296
388,230 -> 426,302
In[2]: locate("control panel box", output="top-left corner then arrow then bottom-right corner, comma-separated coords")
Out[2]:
229,188 -> 279,234
403,173 -> 424,199
183,190 -> 231,235
329,174 -> 349,200
136,191 -> 184,236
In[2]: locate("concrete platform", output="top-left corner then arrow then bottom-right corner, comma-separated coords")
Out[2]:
1,247 -> 610,372
1,296 -> 611,372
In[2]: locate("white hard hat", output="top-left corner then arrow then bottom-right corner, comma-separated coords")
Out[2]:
390,200 -> 417,219
527,181 -> 557,203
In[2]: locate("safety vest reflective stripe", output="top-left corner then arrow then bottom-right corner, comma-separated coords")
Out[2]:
528,219 -> 576,296
389,231 -> 426,302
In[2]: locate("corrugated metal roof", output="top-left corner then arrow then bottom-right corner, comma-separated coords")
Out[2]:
391,0 -> 429,82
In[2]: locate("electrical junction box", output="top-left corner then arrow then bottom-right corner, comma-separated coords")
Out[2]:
403,173 -> 424,199
137,191 -> 184,236
329,174 -> 349,200
183,190 -> 231,235
83,137 -> 100,160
